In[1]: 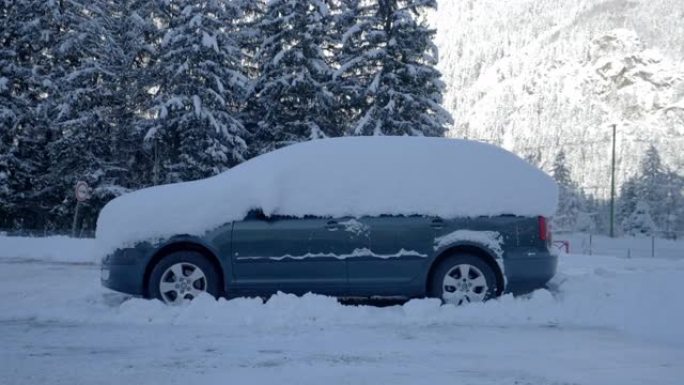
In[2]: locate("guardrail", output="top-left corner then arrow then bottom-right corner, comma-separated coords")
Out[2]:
552,240 -> 569,253
552,231 -> 684,259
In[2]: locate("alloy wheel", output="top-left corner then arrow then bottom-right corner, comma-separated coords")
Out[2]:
441,264 -> 489,305
158,262 -> 208,305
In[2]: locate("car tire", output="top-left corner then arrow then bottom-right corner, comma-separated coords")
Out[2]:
148,251 -> 220,305
429,254 -> 498,306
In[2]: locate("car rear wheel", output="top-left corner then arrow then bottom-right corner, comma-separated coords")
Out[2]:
429,254 -> 497,306
149,251 -> 220,305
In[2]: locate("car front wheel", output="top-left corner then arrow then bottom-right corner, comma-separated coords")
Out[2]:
430,254 -> 498,306
148,251 -> 220,305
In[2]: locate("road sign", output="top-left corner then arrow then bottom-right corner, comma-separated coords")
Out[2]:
75,181 -> 90,202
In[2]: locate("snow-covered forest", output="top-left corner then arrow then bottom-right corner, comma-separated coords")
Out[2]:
1,0 -> 683,237
0,0 -> 449,231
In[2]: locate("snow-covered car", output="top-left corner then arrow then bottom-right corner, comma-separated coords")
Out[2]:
98,137 -> 558,305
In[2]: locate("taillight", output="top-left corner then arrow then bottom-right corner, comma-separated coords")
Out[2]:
538,216 -> 549,241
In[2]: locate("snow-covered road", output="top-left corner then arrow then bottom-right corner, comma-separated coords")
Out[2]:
1,252 -> 683,384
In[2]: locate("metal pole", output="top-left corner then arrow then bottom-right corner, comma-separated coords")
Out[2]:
609,124 -> 617,238
71,201 -> 81,237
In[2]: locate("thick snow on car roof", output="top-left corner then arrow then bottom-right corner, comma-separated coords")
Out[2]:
96,136 -> 557,251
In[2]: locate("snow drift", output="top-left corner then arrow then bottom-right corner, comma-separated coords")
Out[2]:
0,235 -> 104,264
3,250 -> 683,384
96,137 -> 557,252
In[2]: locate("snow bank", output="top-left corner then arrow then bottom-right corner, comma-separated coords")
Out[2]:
97,137 -> 557,252
3,253 -> 683,347
0,234 -> 681,346
110,255 -> 684,346
0,235 -> 103,264
3,254 -> 684,385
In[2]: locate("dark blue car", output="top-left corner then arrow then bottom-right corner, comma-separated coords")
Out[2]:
101,213 -> 557,305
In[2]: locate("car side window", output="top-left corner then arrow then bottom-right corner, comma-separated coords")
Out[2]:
244,210 -> 324,221
271,214 -> 312,221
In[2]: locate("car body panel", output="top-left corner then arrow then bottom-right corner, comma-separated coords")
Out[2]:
345,216 -> 435,297
230,216 -> 347,296
101,215 -> 557,300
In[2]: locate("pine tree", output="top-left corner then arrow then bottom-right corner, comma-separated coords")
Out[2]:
43,0 -> 129,230
633,145 -> 669,235
227,0 -> 265,158
27,0 -> 163,231
618,145 -> 682,237
251,0 -> 338,154
622,201 -> 657,237
329,0 -> 375,130
234,0 -> 265,80
147,0 -> 250,183
107,0 -> 163,190
0,2 -> 22,226
617,178 -> 638,234
551,150 -> 587,231
576,195 -> 597,233
0,0 -> 62,229
636,146 -> 668,199
0,1 -> 24,138
335,0 -> 451,136
660,170 -> 684,239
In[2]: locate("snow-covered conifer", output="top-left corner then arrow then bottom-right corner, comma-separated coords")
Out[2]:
147,0 -> 251,183
107,0 -> 163,189
44,0 -> 129,229
620,145 -> 681,237
633,145 -> 671,234
622,201 -> 657,237
617,178 -> 638,235
251,0 -> 339,154
551,150 -> 586,231
336,0 -> 451,136
0,0 -> 62,229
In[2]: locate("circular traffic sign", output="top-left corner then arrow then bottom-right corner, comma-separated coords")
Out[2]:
75,181 -> 90,202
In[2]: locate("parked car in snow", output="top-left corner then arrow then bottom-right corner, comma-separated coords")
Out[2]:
99,137 -> 558,305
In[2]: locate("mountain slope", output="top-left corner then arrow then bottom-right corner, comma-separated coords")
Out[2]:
431,0 -> 684,198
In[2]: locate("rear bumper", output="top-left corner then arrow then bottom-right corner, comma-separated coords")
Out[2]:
503,251 -> 558,295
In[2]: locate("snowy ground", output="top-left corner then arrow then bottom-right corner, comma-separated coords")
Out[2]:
1,236 -> 683,384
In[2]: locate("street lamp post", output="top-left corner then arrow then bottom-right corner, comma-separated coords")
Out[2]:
609,124 -> 617,238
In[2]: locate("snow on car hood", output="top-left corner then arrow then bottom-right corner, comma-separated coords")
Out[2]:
96,136 -> 558,252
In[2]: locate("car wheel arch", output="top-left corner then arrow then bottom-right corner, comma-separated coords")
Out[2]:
143,239 -> 225,298
427,243 -> 505,297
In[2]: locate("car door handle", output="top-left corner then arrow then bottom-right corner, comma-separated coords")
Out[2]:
325,220 -> 339,230
430,219 -> 444,229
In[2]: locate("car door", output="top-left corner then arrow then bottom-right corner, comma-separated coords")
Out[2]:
230,211 -> 349,296
346,215 -> 438,296
323,217 -> 372,261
